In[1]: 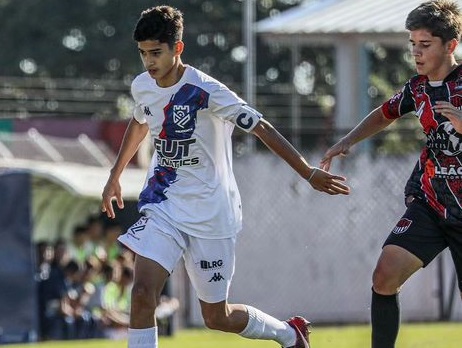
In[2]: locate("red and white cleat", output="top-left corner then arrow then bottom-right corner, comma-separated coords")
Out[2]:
285,316 -> 311,348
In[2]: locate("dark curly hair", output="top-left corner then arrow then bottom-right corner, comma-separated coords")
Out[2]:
133,5 -> 183,48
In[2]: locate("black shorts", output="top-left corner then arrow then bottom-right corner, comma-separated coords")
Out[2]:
384,199 -> 462,291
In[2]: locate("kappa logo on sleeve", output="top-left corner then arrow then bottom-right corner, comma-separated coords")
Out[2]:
144,106 -> 152,116
392,218 -> 413,234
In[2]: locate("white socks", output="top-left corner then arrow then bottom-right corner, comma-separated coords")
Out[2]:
239,305 -> 296,347
127,308 -> 297,348
128,327 -> 158,348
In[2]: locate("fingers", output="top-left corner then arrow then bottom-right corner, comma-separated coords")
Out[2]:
320,143 -> 350,171
308,169 -> 350,195
319,157 -> 332,171
101,183 -> 122,219
434,101 -> 459,117
101,196 -> 116,219
116,194 -> 125,210
320,179 -> 350,195
329,180 -> 350,195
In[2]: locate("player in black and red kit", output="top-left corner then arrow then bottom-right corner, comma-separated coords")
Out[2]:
321,1 -> 462,347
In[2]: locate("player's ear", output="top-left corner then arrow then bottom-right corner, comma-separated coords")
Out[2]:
447,38 -> 458,55
174,41 -> 184,56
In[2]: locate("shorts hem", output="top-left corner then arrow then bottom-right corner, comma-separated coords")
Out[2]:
118,235 -> 173,274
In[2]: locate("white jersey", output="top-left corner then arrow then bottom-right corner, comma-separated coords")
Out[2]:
131,65 -> 261,239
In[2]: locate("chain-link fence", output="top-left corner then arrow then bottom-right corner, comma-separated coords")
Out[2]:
184,148 -> 462,326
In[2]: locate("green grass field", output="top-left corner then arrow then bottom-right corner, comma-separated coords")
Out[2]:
3,323 -> 462,348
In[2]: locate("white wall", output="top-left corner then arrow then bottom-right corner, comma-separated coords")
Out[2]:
186,152 -> 462,325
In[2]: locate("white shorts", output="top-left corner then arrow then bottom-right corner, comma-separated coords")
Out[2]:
118,216 -> 236,303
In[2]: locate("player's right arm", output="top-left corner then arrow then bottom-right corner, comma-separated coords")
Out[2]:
320,107 -> 395,171
102,118 -> 149,218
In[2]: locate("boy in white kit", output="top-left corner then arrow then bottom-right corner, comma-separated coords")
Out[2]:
101,5 -> 350,348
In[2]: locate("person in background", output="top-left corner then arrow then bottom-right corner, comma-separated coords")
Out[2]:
67,225 -> 93,266
102,221 -> 124,263
101,265 -> 134,340
86,215 -> 106,260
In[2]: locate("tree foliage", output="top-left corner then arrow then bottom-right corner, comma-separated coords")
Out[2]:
0,0 -> 301,84
0,0 -> 422,153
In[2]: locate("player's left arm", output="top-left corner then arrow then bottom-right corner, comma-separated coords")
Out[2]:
433,101 -> 462,133
251,118 -> 350,195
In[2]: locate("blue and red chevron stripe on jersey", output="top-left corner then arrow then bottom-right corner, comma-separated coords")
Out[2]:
138,83 -> 209,207
159,83 -> 209,140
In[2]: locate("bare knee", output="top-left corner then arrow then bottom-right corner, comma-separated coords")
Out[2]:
372,245 -> 423,295
372,263 -> 401,294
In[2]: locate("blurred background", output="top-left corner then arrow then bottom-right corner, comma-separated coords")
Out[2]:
0,0 -> 460,344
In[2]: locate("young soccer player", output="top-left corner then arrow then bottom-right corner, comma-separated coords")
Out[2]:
101,5 -> 350,348
320,1 -> 462,347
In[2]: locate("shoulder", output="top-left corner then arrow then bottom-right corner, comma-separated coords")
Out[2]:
130,72 -> 156,101
402,74 -> 427,94
408,74 -> 427,87
185,66 -> 231,93
131,72 -> 152,92
450,64 -> 462,80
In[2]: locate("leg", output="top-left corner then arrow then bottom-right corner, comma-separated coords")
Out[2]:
371,200 -> 447,348
199,300 -> 309,348
130,254 -> 169,329
372,245 -> 423,295
185,235 -> 309,347
199,300 -> 247,333
118,216 -> 186,348
127,255 -> 169,348
371,245 -> 423,348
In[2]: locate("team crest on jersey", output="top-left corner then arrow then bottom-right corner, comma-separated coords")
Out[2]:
427,121 -> 462,156
416,83 -> 425,97
173,105 -> 191,128
455,77 -> 462,91
392,218 -> 413,234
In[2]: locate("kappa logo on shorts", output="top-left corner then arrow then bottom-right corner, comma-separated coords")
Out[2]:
208,272 -> 225,282
392,218 -> 413,234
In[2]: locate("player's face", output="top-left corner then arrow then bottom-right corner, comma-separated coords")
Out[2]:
138,40 -> 184,87
409,29 -> 456,81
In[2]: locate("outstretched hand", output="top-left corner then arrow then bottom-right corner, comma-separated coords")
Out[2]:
101,179 -> 124,219
433,101 -> 462,134
308,167 -> 350,195
320,139 -> 351,172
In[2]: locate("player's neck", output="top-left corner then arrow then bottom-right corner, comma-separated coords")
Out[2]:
430,59 -> 459,82
157,59 -> 186,88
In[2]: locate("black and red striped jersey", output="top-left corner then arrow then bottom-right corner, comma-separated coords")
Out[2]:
382,65 -> 462,223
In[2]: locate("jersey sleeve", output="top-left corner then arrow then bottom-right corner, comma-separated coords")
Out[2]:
209,85 -> 262,133
131,81 -> 147,124
381,81 -> 415,120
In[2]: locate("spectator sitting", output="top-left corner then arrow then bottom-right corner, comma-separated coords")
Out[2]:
101,221 -> 123,263
101,265 -> 133,340
67,225 -> 93,266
